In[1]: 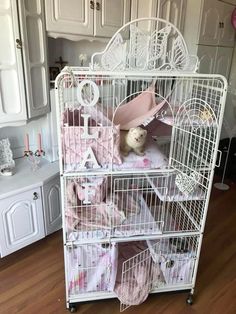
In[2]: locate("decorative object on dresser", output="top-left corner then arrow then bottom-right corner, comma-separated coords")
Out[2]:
0,138 -> 15,176
24,133 -> 45,172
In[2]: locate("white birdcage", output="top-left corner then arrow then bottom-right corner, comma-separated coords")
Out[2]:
55,18 -> 227,313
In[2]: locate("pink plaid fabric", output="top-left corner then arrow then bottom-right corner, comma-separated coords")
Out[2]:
62,125 -> 122,168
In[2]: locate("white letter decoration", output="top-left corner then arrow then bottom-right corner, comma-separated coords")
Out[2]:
80,147 -> 100,169
77,80 -> 100,169
81,182 -> 97,204
81,114 -> 98,139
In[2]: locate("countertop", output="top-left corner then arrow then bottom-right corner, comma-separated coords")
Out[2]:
0,158 -> 59,200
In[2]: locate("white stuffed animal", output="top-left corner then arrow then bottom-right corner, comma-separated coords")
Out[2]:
120,127 -> 147,156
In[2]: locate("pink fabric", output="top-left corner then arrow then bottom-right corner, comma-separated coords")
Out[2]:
115,242 -> 160,306
65,202 -> 123,231
62,125 -> 122,168
66,190 -> 140,232
69,243 -> 118,294
66,177 -> 107,205
113,86 -> 166,130
144,118 -> 172,137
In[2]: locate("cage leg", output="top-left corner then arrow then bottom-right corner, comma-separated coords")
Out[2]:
186,291 -> 194,305
68,303 -> 77,313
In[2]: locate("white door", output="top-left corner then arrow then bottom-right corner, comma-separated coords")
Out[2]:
45,0 -> 94,36
0,188 -> 45,257
0,0 -> 27,125
18,0 -> 50,118
214,46 -> 233,79
197,45 -> 216,74
158,0 -> 186,32
218,2 -> 235,47
94,0 -> 131,37
198,0 -> 221,45
43,176 -> 62,235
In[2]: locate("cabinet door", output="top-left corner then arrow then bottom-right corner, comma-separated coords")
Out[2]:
218,0 -> 236,5
197,45 -> 216,74
45,0 -> 94,36
198,0 -> 221,45
43,176 -> 62,235
0,0 -> 27,125
0,188 -> 45,257
214,46 -> 233,79
94,0 -> 131,37
18,0 -> 50,118
157,0 -> 186,32
218,2 -> 235,47
130,0 -> 158,32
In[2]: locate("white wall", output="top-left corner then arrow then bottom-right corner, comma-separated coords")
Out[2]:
0,114 -> 54,161
48,38 -> 107,67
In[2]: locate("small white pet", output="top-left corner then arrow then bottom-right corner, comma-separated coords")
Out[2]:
120,127 -> 147,156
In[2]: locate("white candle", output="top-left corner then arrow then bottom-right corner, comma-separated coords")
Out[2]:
24,134 -> 29,151
38,133 -> 42,153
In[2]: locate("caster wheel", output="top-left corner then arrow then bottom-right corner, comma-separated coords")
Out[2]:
69,304 -> 77,313
186,294 -> 193,305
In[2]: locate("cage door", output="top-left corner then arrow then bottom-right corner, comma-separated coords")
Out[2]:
118,242 -> 161,312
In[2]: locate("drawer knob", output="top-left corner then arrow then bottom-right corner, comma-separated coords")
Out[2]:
90,1 -> 94,9
16,38 -> 22,49
33,192 -> 39,200
96,2 -> 100,10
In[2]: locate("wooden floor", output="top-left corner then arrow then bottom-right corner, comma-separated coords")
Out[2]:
1,181 -> 236,314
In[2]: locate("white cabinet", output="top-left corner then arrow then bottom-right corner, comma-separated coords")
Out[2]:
0,158 -> 61,258
158,0 -> 186,32
131,0 -> 186,32
18,0 -> 50,118
0,188 -> 45,257
45,0 -> 94,37
0,0 -> 50,127
198,45 -> 233,78
199,0 -> 235,47
184,0 -> 235,79
219,3 -> 236,47
0,0 -> 27,125
43,176 -> 62,235
197,45 -> 216,74
214,47 -> 233,78
198,0 -> 221,46
45,0 -> 131,39
94,0 -> 131,37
